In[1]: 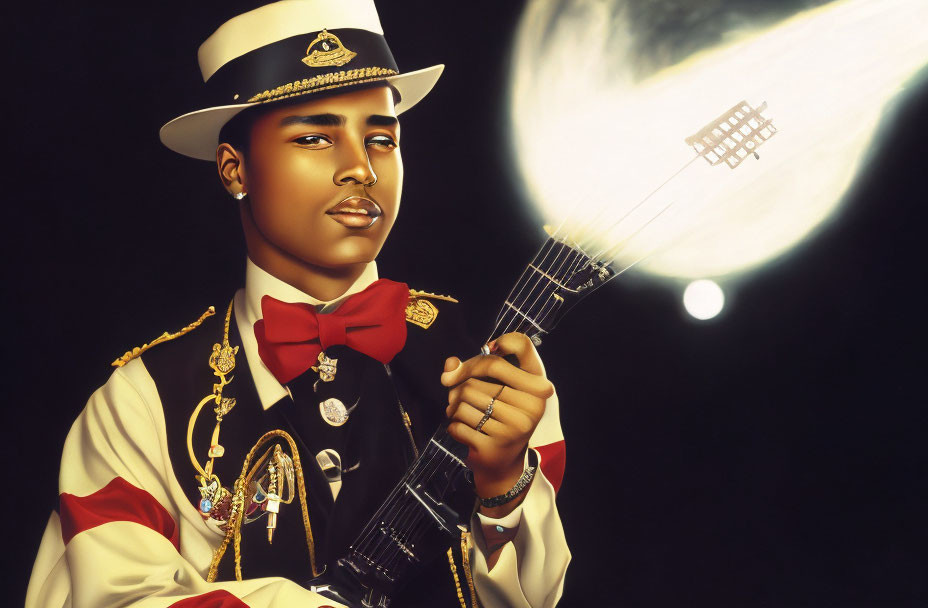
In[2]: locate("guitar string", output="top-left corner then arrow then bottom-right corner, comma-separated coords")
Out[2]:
373,445 -> 453,560
492,237 -> 576,340
351,439 -> 443,558
486,188 -> 606,339
368,449 -> 459,569
490,232 -> 560,335
516,174 -> 650,318
376,428 -> 474,567
582,155 -> 701,267
591,198 -> 679,272
492,187 -> 606,339
358,437 -> 458,564
390,434 -> 466,546
533,198 -> 692,335
489,213 -> 572,332
494,154 -> 701,340
495,238 -> 584,340
354,442 -> 448,560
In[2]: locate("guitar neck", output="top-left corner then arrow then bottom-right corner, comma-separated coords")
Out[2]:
488,235 -> 614,344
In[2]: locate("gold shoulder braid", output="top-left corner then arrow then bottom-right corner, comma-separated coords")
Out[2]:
406,289 -> 458,330
111,306 -> 216,367
185,301 -> 319,581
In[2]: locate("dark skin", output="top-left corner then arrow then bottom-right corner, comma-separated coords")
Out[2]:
217,86 -> 554,517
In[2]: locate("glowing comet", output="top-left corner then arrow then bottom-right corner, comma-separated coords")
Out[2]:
509,0 -> 928,281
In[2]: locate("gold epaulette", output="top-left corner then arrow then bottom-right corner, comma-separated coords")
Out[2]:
406,289 -> 458,329
111,306 -> 217,367
408,289 -> 458,303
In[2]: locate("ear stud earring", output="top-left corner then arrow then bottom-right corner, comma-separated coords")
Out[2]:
233,192 -> 247,200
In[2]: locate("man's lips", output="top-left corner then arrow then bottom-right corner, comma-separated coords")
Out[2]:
326,196 -> 382,228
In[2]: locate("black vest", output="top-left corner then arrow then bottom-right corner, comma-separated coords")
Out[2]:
142,294 -> 478,606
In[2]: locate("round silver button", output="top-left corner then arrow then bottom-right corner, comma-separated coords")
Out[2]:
319,397 -> 350,426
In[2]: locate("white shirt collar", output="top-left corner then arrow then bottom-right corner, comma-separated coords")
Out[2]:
233,257 -> 380,410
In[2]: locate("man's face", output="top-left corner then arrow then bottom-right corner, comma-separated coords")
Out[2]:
239,86 -> 402,269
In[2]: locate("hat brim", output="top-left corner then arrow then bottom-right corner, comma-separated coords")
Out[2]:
159,64 -> 443,161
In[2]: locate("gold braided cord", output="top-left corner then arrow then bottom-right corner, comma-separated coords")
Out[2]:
207,429 -> 319,581
248,67 -> 399,103
221,298 -> 233,341
112,306 -> 216,367
187,394 -> 217,479
187,301 -> 237,480
461,529 -> 479,608
447,547 -> 468,608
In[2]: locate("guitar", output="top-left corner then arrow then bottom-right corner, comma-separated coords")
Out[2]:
306,234 -> 616,607
305,98 -> 778,606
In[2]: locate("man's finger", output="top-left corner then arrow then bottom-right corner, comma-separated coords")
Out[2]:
447,420 -> 493,451
450,378 -> 541,413
488,332 -> 546,377
441,354 -> 553,398
449,383 -> 538,430
449,402 -> 507,438
446,383 -> 541,434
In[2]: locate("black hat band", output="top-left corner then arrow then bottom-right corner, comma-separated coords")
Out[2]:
205,28 -> 399,106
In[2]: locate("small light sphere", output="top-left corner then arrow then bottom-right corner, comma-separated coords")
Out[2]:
683,280 -> 725,320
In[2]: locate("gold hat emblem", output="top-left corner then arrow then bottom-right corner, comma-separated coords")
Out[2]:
302,29 -> 357,68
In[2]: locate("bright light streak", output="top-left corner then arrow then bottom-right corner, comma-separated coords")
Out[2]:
509,0 -> 928,280
683,280 -> 725,320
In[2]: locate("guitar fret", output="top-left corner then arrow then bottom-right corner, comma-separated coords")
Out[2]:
527,263 -> 572,290
502,300 -> 547,334
428,436 -> 465,467
404,482 -> 453,533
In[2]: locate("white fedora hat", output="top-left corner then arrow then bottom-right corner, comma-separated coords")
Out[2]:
160,0 -> 443,161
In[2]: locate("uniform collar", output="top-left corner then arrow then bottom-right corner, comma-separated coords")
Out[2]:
233,257 -> 380,410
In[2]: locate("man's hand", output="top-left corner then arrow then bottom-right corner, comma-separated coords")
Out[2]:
441,332 -> 554,516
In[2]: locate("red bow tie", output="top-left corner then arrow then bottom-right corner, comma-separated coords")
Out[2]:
254,279 -> 409,385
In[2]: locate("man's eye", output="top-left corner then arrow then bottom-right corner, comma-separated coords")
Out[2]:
293,135 -> 332,147
367,135 -> 397,149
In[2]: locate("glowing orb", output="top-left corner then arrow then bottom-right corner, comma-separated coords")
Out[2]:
509,0 -> 928,281
683,280 -> 725,320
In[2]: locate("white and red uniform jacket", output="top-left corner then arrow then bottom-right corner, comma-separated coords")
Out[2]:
26,259 -> 569,607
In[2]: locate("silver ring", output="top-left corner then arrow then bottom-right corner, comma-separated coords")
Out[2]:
475,400 -> 495,432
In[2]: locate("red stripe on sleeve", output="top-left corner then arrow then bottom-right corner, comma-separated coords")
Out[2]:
169,590 -> 250,607
59,477 -> 180,550
534,440 -> 566,494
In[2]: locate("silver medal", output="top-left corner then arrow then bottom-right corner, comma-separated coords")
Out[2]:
319,397 -> 350,426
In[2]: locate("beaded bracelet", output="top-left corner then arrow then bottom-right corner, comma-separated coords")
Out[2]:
478,466 -> 537,508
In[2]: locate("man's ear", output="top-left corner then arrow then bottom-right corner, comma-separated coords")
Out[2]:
217,143 -> 247,197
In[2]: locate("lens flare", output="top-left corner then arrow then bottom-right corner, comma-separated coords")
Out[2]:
683,280 -> 725,320
509,0 -> 928,281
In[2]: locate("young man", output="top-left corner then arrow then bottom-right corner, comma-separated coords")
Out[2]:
26,1 -> 569,606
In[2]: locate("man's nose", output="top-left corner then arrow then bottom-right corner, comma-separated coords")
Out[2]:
334,139 -> 377,186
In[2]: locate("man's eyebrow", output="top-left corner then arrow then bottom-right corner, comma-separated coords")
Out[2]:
279,113 -> 346,127
367,115 -> 398,127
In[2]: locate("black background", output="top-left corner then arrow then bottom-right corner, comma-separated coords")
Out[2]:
7,1 -> 927,606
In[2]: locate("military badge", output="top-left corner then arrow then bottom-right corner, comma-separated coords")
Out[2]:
405,297 -> 438,329
302,29 -> 357,68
